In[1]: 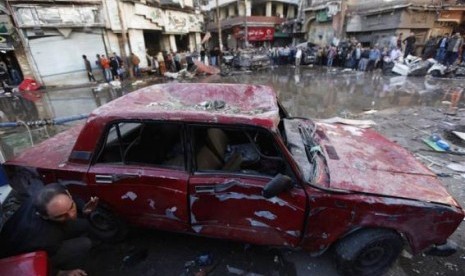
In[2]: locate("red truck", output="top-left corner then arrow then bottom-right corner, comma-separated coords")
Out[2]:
2,83 -> 463,275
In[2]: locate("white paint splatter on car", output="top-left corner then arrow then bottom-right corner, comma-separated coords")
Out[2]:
285,230 -> 300,237
246,218 -> 270,228
121,191 -> 137,201
192,225 -> 203,233
165,206 -> 179,220
147,199 -> 155,209
215,192 -> 296,210
254,211 -> 277,220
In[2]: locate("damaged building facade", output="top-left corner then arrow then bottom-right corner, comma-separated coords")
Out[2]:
345,0 -> 465,52
204,0 -> 299,49
301,0 -> 346,46
301,0 -> 465,50
7,0 -> 204,86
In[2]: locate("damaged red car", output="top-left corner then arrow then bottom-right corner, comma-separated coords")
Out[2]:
4,83 -> 464,275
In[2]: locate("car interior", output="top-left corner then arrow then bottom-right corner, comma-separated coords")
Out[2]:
97,122 -> 286,176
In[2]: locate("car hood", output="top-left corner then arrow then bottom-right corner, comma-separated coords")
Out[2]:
317,123 -> 459,207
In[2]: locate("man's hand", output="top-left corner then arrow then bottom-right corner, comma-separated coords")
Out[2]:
57,269 -> 88,276
82,196 -> 99,215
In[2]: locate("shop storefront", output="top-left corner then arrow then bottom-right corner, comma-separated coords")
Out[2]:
0,14 -> 23,85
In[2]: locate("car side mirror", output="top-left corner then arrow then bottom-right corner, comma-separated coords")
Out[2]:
262,174 -> 293,199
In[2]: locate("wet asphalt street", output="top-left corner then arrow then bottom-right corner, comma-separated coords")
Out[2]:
1,65 -> 464,275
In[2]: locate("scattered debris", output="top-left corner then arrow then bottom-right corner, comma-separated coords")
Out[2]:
452,131 -> 465,142
93,83 -> 109,92
184,253 -> 217,276
320,117 -> 376,128
446,163 -> 465,172
193,60 -> 220,75
131,80 -> 145,86
164,69 -> 196,79
109,80 -> 121,88
196,100 -> 226,111
362,109 -> 378,115
422,137 -> 446,152
401,250 -> 413,259
121,248 -> 148,268
443,262 -> 458,271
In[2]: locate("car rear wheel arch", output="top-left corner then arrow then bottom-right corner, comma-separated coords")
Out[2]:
333,227 -> 404,276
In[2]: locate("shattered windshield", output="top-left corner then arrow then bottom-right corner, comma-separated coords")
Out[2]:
282,118 -> 315,182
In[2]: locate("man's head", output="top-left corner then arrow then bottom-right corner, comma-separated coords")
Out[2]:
34,184 -> 77,222
82,55 -> 87,59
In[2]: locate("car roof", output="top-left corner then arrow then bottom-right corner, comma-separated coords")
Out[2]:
90,83 -> 281,130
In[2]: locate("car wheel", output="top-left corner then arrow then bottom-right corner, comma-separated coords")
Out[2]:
430,70 -> 441,77
334,228 -> 403,276
88,206 -> 128,242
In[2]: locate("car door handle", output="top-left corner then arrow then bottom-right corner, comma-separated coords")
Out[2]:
214,180 -> 244,193
95,174 -> 139,184
195,186 -> 215,193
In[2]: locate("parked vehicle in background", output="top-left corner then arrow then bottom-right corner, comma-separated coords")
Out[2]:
2,83 -> 463,276
297,42 -> 318,65
232,49 -> 271,70
428,62 -> 465,78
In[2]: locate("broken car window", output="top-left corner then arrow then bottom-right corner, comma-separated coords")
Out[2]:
97,122 -> 185,169
192,126 -> 286,176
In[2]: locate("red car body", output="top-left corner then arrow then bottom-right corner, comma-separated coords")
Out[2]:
3,83 -> 463,271
0,251 -> 48,275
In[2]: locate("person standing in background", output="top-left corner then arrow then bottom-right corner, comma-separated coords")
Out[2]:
130,53 -> 141,77
82,55 -> 96,82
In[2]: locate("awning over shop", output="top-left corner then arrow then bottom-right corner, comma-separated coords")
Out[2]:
274,32 -> 289,38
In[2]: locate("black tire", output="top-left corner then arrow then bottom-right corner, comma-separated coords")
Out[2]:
334,229 -> 403,276
430,70 -> 441,77
88,206 -> 128,243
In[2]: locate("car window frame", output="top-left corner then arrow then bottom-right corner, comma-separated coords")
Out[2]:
188,123 -> 296,181
92,119 -> 187,171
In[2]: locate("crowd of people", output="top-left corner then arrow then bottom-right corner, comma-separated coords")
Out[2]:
83,32 -> 465,82
267,32 -> 464,72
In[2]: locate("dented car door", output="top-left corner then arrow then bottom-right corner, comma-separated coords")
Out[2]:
188,125 -> 307,246
86,121 -> 190,232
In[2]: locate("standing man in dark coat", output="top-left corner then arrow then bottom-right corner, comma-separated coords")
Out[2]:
82,55 -> 96,82
403,33 -> 416,58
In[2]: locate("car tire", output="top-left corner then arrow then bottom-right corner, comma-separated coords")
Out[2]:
88,206 -> 128,243
430,70 -> 441,77
334,228 -> 403,276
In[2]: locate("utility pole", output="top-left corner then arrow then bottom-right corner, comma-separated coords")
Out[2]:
244,0 -> 248,48
117,0 -> 133,77
216,0 -> 223,54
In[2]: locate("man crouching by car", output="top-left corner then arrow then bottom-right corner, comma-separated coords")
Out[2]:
0,183 -> 99,276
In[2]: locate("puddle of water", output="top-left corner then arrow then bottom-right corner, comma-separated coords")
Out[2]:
0,66 -> 463,159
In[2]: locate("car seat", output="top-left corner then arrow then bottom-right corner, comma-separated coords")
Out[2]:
196,128 -> 242,171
